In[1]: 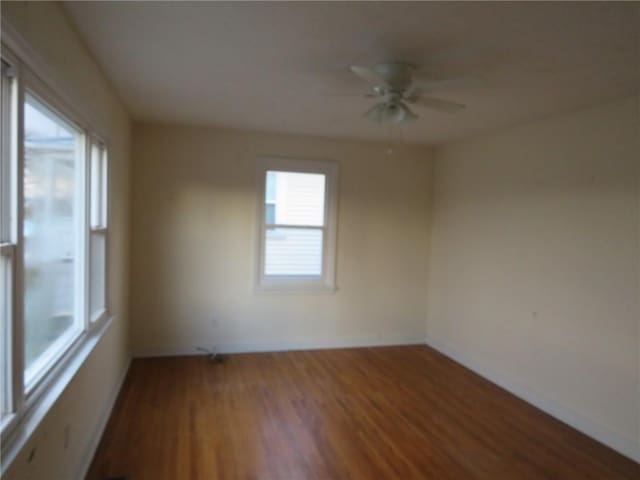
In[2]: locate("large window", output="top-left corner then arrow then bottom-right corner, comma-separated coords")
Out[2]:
23,94 -> 84,385
0,47 -> 110,445
257,158 -> 338,291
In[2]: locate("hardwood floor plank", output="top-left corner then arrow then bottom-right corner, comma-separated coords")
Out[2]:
86,346 -> 639,480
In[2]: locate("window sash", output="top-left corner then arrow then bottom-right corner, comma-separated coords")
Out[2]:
88,137 -> 108,324
89,230 -> 107,323
264,169 -> 327,228
1,60 -> 14,244
21,89 -> 87,392
0,56 -> 18,422
263,225 -> 325,279
1,247 -> 14,417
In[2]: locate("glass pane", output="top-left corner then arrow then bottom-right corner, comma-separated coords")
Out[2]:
1,61 -> 13,415
264,171 -> 325,226
0,254 -> 11,415
100,148 -> 108,227
90,143 -> 101,229
1,61 -> 12,243
265,203 -> 275,224
265,171 -> 276,203
264,227 -> 323,277
90,231 -> 105,319
23,94 -> 80,373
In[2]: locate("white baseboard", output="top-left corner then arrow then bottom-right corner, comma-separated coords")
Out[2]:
75,356 -> 131,480
133,334 -> 425,358
424,335 -> 640,463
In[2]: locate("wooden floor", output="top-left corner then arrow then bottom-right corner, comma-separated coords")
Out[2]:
86,345 -> 639,479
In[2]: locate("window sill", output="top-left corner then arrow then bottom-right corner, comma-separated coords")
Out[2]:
90,308 -> 108,325
0,314 -> 115,476
24,326 -> 84,392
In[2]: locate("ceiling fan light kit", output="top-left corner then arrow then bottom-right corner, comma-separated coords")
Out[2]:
364,101 -> 417,124
349,62 -> 468,125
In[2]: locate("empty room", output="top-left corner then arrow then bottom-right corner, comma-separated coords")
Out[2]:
0,1 -> 639,479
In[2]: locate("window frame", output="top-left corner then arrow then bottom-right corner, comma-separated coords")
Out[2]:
255,157 -> 338,292
0,46 -> 24,438
21,88 -> 88,391
0,40 -> 112,471
1,53 -> 19,425
88,136 -> 109,325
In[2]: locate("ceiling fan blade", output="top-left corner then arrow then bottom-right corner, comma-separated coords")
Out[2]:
324,92 -> 377,98
412,96 -> 466,113
413,75 -> 484,92
350,65 -> 385,85
363,103 -> 385,123
399,102 -> 418,122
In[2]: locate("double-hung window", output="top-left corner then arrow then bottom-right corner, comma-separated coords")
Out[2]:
257,157 -> 338,291
1,58 -> 17,421
0,44 -> 110,458
89,139 -> 108,323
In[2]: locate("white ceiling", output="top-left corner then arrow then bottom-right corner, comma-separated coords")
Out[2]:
64,1 -> 640,145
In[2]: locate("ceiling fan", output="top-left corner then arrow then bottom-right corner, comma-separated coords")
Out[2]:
348,62 -> 469,124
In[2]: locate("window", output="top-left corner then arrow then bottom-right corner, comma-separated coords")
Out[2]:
257,157 -> 338,291
1,58 -> 16,420
23,94 -> 85,386
0,44 -> 110,451
89,139 -> 107,322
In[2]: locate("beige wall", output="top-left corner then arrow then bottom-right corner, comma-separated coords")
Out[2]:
130,124 -> 432,355
2,2 -> 131,479
426,96 -> 640,459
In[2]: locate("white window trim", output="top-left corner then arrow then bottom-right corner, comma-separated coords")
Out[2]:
255,156 -> 338,293
1,51 -> 18,423
21,76 -> 90,391
88,136 -> 109,326
0,30 -> 113,475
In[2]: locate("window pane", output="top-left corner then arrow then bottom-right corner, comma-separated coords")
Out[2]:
89,231 -> 105,319
1,61 -> 13,243
265,171 -> 276,203
90,142 -> 107,229
265,203 -> 275,224
23,95 -> 81,373
0,253 -> 11,416
90,143 -> 101,229
100,148 -> 107,227
1,62 -> 12,415
265,171 -> 325,226
264,227 -> 323,277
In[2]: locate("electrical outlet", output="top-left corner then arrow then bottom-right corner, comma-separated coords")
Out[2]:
27,445 -> 37,463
